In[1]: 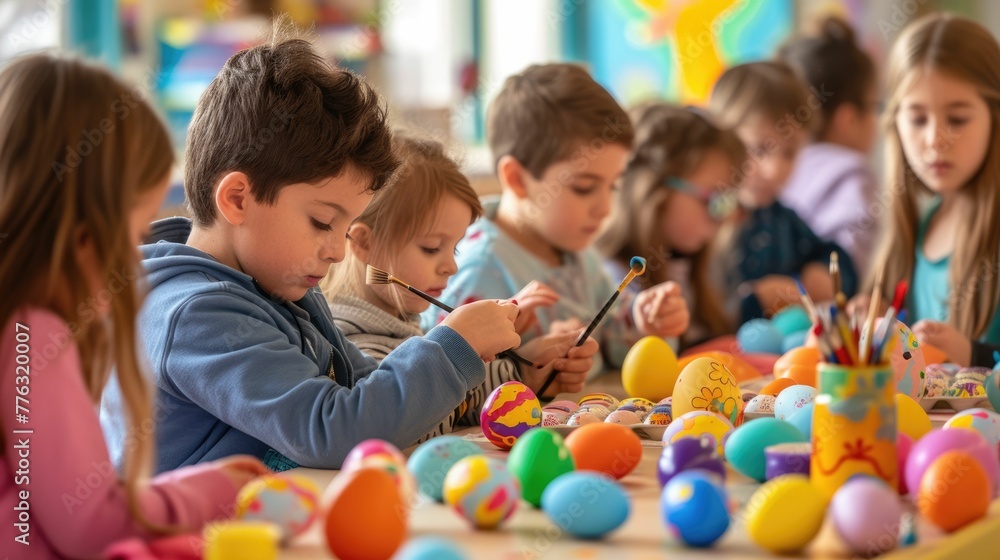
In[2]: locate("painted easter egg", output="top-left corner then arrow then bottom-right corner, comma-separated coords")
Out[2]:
507,428 -> 575,508
480,381 -> 542,450
407,435 -> 483,502
774,385 -> 817,420
619,397 -> 656,416
737,319 -> 784,354
443,456 -> 520,529
672,357 -> 744,426
565,422 -> 642,479
774,346 -> 820,387
578,393 -> 619,409
235,474 -> 320,543
944,408 -> 1000,449
644,404 -> 673,425
661,411 -> 733,456
744,394 -> 776,420
759,377 -> 797,397
324,467 -> 406,559
677,351 -> 762,384
605,409 -> 642,425
831,477 -> 903,556
621,336 -> 680,401
785,402 -> 814,440
881,320 -> 926,400
542,472 -> 630,539
745,474 -> 827,554
341,439 -> 415,503
658,434 -> 726,487
661,470 -> 730,547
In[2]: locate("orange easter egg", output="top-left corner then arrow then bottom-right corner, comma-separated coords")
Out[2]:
780,364 -> 817,388
565,422 -> 642,479
678,351 -> 762,384
917,451 -> 990,532
324,467 -> 406,559
760,377 -> 797,397
921,343 -> 948,366
774,347 -> 820,376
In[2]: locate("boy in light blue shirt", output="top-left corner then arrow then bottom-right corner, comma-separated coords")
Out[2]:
422,64 -> 690,373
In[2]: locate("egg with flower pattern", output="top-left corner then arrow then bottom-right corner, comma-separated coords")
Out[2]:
672,357 -> 744,426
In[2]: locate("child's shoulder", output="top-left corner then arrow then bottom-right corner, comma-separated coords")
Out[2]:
2,306 -> 69,340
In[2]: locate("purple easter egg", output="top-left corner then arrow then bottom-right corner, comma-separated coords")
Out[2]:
658,435 -> 726,488
764,442 -> 811,480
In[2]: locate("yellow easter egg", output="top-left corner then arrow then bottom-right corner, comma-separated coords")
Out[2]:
672,357 -> 744,426
622,336 -> 680,401
896,393 -> 932,441
745,475 -> 828,554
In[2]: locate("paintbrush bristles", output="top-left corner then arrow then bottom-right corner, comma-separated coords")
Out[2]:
365,265 -> 405,288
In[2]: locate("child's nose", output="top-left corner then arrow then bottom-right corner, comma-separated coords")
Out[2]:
320,236 -> 346,263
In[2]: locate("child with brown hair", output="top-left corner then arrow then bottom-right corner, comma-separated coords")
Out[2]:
854,14 -> 1000,367
324,134 -> 597,435
597,104 -> 744,347
779,16 -> 881,275
101,31 -> 523,473
709,60 -> 858,324
422,63 -> 690,373
0,53 -> 267,558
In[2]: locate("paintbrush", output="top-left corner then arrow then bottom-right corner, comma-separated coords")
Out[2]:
794,278 -> 818,324
365,265 -> 534,367
535,256 -> 648,397
859,267 -> 885,365
830,251 -> 847,313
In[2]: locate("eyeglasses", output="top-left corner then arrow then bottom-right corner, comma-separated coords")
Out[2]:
665,177 -> 738,220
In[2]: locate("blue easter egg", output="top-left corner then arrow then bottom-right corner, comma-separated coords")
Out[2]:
541,472 -> 630,539
774,385 -> 818,421
785,402 -> 814,440
738,319 -> 784,354
781,331 -> 809,354
393,536 -> 467,560
661,470 -> 730,547
772,305 -> 812,336
407,436 -> 483,502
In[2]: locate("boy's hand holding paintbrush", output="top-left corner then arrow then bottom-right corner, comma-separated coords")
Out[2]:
519,328 -> 597,397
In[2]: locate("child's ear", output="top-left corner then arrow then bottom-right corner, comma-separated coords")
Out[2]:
347,222 -> 373,263
215,172 -> 252,225
497,155 -> 530,199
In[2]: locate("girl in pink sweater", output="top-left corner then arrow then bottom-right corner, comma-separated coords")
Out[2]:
0,54 -> 268,559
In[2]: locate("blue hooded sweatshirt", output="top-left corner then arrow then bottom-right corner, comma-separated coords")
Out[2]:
100,217 -> 486,472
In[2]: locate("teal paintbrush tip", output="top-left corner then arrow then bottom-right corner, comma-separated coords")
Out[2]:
630,256 -> 647,275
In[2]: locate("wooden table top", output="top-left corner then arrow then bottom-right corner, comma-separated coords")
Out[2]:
279,372 -> 1000,559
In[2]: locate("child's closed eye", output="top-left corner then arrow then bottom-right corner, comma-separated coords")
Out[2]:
310,218 -> 332,231
421,246 -> 440,255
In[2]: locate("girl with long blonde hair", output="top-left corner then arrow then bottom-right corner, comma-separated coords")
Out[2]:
864,14 -> 1000,367
0,54 -> 266,557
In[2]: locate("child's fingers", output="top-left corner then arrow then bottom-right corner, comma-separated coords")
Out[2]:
566,335 -> 599,359
555,370 -> 587,393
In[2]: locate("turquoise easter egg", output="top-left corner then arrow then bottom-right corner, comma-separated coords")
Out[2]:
772,305 -> 812,336
725,418 -> 808,481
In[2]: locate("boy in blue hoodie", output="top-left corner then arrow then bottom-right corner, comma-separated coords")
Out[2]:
101,36 -> 535,472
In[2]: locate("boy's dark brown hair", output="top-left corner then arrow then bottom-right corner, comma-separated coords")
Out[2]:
487,63 -> 634,178
709,60 -> 814,133
184,30 -> 398,226
777,16 -> 877,140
